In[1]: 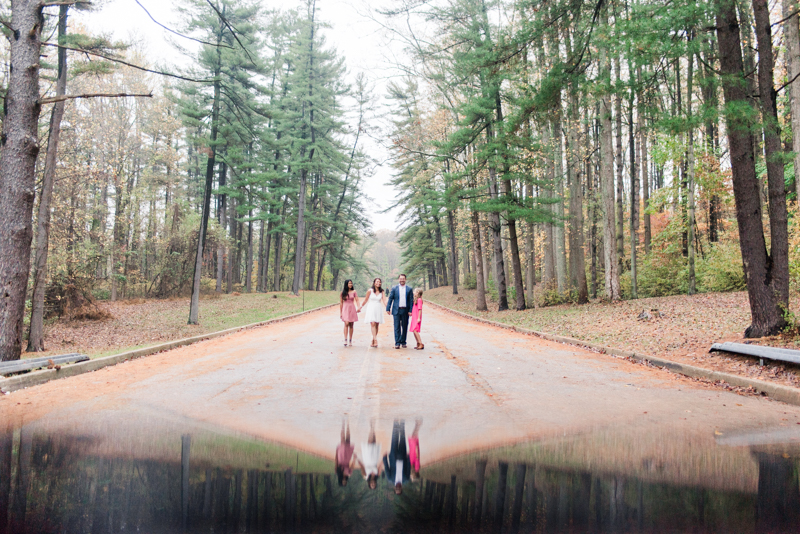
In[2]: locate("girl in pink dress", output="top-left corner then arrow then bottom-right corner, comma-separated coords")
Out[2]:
410,288 -> 424,350
339,279 -> 361,346
409,418 -> 422,481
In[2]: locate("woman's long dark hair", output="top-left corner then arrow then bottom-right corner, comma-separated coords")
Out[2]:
341,279 -> 354,300
371,278 -> 383,294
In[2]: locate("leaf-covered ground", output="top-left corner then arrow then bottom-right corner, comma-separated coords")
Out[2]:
425,287 -> 800,389
26,291 -> 338,359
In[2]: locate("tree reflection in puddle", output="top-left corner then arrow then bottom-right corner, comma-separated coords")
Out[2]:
1,422 -> 799,533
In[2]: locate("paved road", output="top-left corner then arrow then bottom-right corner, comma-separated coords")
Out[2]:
3,303 -> 800,472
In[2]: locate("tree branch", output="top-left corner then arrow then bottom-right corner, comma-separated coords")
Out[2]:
40,92 -> 153,104
202,0 -> 257,65
777,69 -> 800,94
133,0 -> 234,50
41,42 -> 214,82
773,7 -> 800,27
40,0 -> 91,6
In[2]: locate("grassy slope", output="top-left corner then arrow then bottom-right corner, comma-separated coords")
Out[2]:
31,291 -> 338,359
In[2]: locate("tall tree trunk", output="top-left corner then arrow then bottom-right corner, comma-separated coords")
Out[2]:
292,167 -> 308,295
189,45 -> 222,324
542,120 -> 556,286
480,216 -> 491,290
263,213 -> 274,292
257,220 -> 264,292
614,56 -> 625,273
471,210 -> 488,311
716,0 -> 787,337
246,206 -> 253,293
292,0 -> 317,295
447,209 -> 459,295
27,4 -> 68,352
216,161 -> 227,293
629,86 -> 639,300
273,200 -> 287,292
0,0 -> 44,360
638,66 -> 651,254
568,90 -> 589,304
553,100 -> 567,296
753,0 -> 789,310
687,41 -> 697,295
785,0 -> 800,202
600,22 -> 620,301
526,220 -> 536,306
227,195 -> 236,293
433,218 -> 449,286
307,223 -> 317,291
699,43 -> 721,243
494,93 -> 524,310
588,116 -> 598,299
315,248 -> 326,291
485,130 -> 509,311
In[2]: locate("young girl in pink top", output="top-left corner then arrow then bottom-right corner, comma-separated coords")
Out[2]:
410,288 -> 424,350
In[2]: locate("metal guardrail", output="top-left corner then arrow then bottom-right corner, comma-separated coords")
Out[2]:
0,353 -> 89,376
709,342 -> 800,366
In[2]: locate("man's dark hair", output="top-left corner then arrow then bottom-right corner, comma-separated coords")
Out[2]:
399,274 -> 407,278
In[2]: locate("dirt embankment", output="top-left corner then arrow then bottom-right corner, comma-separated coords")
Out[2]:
425,288 -> 800,389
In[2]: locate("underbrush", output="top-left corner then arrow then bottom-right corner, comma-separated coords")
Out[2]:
619,239 -> 745,299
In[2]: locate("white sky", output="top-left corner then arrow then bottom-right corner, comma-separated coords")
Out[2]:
77,0 -> 403,230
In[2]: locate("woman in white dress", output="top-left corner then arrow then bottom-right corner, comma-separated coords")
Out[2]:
358,278 -> 388,348
357,419 -> 382,489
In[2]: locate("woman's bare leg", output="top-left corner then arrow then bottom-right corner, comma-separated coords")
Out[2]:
413,332 -> 422,347
371,323 -> 378,345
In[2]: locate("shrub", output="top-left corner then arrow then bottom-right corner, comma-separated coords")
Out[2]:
696,240 -> 746,293
463,272 -> 477,290
636,252 -> 687,297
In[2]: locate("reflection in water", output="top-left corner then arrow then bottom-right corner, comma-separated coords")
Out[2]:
0,422 -> 799,533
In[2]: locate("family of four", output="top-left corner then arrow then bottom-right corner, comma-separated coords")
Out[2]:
339,274 -> 424,350
335,418 -> 422,494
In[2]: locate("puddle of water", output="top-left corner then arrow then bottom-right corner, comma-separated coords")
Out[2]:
1,417 -> 799,533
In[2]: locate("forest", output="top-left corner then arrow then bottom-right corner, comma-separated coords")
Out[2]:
0,0 -> 798,361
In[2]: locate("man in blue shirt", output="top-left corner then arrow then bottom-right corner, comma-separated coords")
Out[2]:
386,274 -> 414,349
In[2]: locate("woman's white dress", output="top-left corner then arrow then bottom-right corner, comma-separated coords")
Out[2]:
361,442 -> 381,478
362,289 -> 385,324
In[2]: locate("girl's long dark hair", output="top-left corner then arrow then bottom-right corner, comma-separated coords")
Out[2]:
341,279 -> 353,300
371,278 -> 383,294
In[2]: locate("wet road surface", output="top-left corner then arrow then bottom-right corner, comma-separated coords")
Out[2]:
3,304 -> 800,532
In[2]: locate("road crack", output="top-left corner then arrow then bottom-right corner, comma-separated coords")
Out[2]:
431,335 -> 502,406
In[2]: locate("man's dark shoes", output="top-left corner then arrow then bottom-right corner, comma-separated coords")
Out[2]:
401,344 -> 407,348
394,345 -> 400,349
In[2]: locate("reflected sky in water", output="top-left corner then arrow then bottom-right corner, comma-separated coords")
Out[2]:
2,413 -> 800,533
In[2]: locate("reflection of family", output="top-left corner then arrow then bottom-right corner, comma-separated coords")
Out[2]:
339,274 -> 424,350
335,418 -> 422,494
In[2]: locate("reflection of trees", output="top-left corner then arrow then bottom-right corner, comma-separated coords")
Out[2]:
385,458 -> 784,533
754,452 -> 800,531
5,432 -> 800,533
